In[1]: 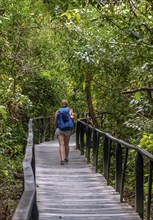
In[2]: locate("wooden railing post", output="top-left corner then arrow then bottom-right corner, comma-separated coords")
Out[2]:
107,139 -> 112,185
48,117 -> 51,140
116,143 -> 122,193
41,118 -> 45,142
135,152 -> 144,219
93,130 -> 99,173
86,127 -> 92,163
147,160 -> 153,220
31,138 -> 39,220
76,121 -> 80,150
120,148 -> 128,202
38,119 -> 41,144
92,130 -> 96,168
103,137 -> 112,184
103,136 -> 109,181
80,123 -> 85,155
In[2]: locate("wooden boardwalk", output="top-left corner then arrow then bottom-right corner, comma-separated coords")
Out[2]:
35,134 -> 141,220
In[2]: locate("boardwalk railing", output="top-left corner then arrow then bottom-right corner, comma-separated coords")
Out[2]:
12,116 -> 54,220
76,118 -> 153,220
12,114 -> 153,220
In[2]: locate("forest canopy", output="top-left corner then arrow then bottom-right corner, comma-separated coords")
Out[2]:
1,0 -> 153,218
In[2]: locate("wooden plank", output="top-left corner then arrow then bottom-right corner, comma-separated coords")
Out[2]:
35,134 -> 141,220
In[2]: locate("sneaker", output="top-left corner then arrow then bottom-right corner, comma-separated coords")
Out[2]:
60,160 -> 65,165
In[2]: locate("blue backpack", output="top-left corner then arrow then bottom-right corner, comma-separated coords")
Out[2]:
57,107 -> 74,131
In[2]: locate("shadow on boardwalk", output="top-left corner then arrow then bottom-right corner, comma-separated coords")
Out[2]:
35,134 -> 141,220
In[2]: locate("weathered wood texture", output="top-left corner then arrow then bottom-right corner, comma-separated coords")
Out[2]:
35,134 -> 141,220
12,119 -> 37,220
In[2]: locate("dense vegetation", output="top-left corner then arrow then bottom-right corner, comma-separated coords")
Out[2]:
1,0 -> 153,219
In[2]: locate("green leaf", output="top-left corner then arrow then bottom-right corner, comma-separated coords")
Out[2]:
0,106 -> 7,120
75,12 -> 80,21
2,169 -> 9,177
134,91 -> 141,100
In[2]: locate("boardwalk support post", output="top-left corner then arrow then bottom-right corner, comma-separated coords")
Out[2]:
135,152 -> 144,219
103,136 -> 109,181
116,143 -> 122,193
147,160 -> 153,220
86,127 -> 92,163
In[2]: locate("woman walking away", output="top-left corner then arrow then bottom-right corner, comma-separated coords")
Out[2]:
54,99 -> 74,165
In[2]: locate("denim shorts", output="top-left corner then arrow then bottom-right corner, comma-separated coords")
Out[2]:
55,128 -> 71,137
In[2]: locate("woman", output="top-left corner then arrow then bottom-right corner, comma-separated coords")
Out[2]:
54,99 -> 72,165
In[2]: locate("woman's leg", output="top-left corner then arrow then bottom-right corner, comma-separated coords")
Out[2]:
58,135 -> 65,162
64,135 -> 70,161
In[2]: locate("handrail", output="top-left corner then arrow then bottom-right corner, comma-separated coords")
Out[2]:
76,118 -> 153,220
12,116 -> 55,220
12,119 -> 37,220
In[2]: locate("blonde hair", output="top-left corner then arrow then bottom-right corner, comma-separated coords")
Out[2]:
61,99 -> 68,107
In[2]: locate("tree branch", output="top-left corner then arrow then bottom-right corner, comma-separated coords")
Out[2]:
122,87 -> 153,94
122,87 -> 153,105
127,0 -> 153,35
127,0 -> 137,18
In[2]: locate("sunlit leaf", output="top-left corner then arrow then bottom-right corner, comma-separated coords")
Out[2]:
135,91 -> 141,100
0,106 -> 7,120
75,12 -> 80,21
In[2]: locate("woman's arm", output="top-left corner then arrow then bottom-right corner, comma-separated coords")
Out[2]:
54,110 -> 58,129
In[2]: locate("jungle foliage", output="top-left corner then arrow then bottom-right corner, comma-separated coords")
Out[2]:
1,0 -> 153,219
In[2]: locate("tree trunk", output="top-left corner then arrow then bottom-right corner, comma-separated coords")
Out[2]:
85,70 -> 100,128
